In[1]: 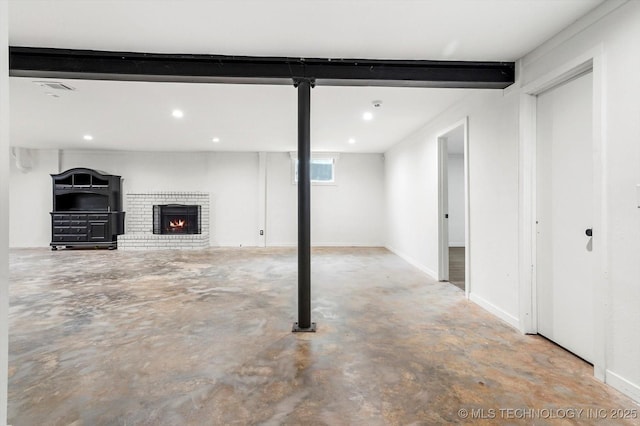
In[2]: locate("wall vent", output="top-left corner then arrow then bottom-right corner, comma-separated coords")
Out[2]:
33,81 -> 75,91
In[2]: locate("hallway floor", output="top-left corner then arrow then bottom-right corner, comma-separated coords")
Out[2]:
8,247 -> 638,425
448,247 -> 465,291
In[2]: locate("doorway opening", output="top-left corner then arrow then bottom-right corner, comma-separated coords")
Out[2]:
438,118 -> 469,294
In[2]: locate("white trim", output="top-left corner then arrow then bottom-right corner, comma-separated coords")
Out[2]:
519,45 -> 608,381
518,87 -> 538,334
263,243 -> 296,247
462,116 -> 470,300
0,2 -> 9,423
591,48 -> 609,384
209,243 -> 262,248
448,242 -> 465,247
437,136 -> 449,282
436,117 -> 470,297
310,243 -> 385,247
606,370 -> 640,403
265,243 -> 385,248
469,293 -> 520,330
386,245 -> 438,280
521,49 -> 597,95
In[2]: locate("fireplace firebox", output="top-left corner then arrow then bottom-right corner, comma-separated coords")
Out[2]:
153,204 -> 201,235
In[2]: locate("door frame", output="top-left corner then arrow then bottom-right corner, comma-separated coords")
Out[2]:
437,136 -> 449,282
519,45 -> 608,380
437,117 -> 470,298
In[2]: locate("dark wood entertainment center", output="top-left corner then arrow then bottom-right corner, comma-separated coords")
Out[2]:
50,168 -> 125,250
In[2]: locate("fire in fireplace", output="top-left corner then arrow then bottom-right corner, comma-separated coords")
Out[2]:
153,204 -> 201,235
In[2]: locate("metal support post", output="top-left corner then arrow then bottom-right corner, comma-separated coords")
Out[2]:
293,78 -> 316,332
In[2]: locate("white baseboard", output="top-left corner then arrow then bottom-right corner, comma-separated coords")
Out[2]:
311,242 -> 385,247
209,243 -> 260,248
606,369 -> 640,403
265,243 -> 385,248
448,242 -> 466,247
469,292 -> 520,330
385,245 -> 438,280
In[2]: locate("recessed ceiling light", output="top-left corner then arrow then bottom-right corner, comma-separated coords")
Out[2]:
83,135 -> 93,141
363,112 -> 373,121
172,109 -> 184,118
212,137 -> 220,143
348,138 -> 356,144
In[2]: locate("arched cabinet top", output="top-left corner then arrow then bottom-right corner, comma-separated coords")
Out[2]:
51,168 -> 121,188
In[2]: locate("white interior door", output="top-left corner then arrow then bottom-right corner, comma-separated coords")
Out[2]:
536,71 -> 594,363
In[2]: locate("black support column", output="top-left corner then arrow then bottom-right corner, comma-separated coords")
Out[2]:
292,78 -> 316,332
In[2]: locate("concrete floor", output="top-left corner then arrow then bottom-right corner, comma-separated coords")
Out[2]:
8,247 -> 639,425
448,247 -> 465,291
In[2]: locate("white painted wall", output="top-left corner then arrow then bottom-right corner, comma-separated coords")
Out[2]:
10,150 -> 385,248
447,154 -> 465,246
9,150 -> 58,247
61,150 -> 260,247
265,152 -> 296,246
61,150 -> 210,192
206,152 -> 259,247
385,90 -> 520,326
1,0 -> 9,422
313,154 -> 385,246
385,127 -> 439,277
266,152 -> 385,246
519,0 -> 640,401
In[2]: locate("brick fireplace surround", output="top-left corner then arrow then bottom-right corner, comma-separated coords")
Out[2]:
118,192 -> 210,250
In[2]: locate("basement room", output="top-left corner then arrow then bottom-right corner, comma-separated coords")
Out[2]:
1,0 -> 639,424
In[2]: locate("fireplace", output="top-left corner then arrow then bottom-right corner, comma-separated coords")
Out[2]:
153,204 -> 201,235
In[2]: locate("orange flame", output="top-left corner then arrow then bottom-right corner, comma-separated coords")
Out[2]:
169,219 -> 186,229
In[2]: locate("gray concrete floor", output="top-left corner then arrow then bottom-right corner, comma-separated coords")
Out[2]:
8,247 -> 639,425
449,247 -> 465,291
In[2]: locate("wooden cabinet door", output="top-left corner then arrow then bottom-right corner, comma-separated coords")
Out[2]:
88,221 -> 109,242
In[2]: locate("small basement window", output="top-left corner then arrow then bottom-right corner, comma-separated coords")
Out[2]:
291,153 -> 340,185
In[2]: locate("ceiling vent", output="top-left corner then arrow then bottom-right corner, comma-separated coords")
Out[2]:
33,81 -> 75,91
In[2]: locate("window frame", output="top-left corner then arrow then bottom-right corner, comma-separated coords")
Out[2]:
290,152 -> 340,186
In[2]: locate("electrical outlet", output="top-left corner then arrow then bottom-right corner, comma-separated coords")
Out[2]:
260,230 -> 264,235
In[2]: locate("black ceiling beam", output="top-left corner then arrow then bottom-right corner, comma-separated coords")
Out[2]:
9,47 -> 515,89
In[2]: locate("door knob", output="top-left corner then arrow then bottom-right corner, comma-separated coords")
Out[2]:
585,228 -> 593,237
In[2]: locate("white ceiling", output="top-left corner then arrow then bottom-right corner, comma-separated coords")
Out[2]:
10,77 -> 478,152
8,0 -> 605,153
9,0 -> 604,61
